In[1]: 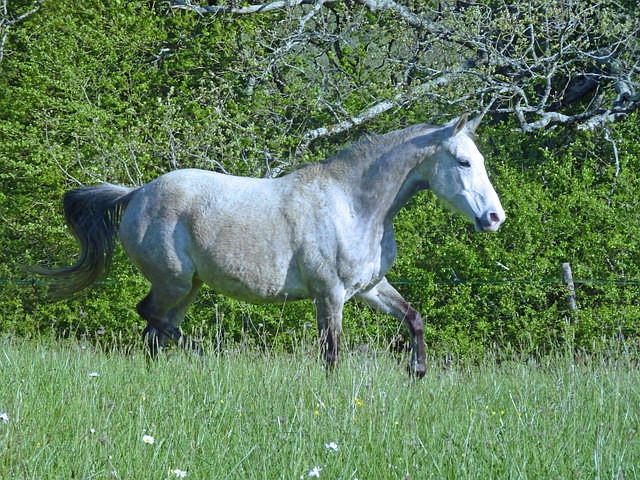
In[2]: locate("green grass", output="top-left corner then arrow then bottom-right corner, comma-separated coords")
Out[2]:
0,337 -> 639,479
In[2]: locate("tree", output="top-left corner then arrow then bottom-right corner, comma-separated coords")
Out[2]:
5,1 -> 637,176
1,0 -> 639,351
171,0 -> 639,154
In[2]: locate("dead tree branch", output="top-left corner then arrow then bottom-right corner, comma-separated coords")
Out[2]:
0,0 -> 43,63
170,0 -> 638,172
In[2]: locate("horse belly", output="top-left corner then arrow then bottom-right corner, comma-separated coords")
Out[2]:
190,214 -> 308,304
195,253 -> 308,304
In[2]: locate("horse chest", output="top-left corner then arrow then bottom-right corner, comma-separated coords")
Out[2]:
333,226 -> 396,293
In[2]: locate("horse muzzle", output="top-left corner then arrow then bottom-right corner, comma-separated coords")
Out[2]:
474,210 -> 505,232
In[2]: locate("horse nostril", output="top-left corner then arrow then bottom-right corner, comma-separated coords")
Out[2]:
474,211 -> 504,232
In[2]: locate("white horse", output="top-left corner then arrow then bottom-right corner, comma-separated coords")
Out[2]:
29,114 -> 505,377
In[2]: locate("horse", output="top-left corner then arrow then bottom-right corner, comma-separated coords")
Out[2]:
28,113 -> 505,377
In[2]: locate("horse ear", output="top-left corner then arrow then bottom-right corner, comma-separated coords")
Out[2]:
452,113 -> 468,136
465,113 -> 484,134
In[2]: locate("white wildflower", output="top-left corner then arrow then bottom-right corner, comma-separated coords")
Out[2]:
142,434 -> 155,444
308,466 -> 322,477
324,441 -> 339,452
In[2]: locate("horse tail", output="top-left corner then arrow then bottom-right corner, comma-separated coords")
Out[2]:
28,184 -> 137,300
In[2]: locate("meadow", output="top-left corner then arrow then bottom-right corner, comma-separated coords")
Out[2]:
0,336 -> 638,479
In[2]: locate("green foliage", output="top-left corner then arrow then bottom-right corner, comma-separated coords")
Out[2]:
1,1 -> 639,358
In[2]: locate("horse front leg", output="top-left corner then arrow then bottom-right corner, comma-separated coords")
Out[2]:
357,278 -> 426,378
314,294 -> 345,369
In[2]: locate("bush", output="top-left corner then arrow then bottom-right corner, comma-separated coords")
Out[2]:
1,1 -> 638,358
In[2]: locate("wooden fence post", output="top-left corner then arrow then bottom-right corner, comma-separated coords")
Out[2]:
561,262 -> 577,312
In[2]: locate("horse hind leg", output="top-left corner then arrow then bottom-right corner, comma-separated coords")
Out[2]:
166,278 -> 204,355
137,278 -> 203,357
137,293 -> 171,358
314,291 -> 345,370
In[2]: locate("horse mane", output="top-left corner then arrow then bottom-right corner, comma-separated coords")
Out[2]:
293,123 -> 442,179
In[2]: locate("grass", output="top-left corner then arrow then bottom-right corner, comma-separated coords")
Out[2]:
0,336 -> 639,479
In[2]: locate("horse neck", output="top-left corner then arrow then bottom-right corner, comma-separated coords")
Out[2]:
329,129 -> 436,225
365,150 -> 430,225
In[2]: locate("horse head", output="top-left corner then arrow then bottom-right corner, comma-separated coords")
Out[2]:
423,113 -> 505,232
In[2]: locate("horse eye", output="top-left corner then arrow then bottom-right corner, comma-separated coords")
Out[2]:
459,159 -> 471,168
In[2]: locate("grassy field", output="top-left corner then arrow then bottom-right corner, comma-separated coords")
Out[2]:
0,337 -> 638,479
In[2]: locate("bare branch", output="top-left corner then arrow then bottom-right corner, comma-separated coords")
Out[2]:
0,0 -> 43,63
171,0 -> 639,153
295,61 -> 480,155
352,0 -> 439,33
171,0 -> 330,16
